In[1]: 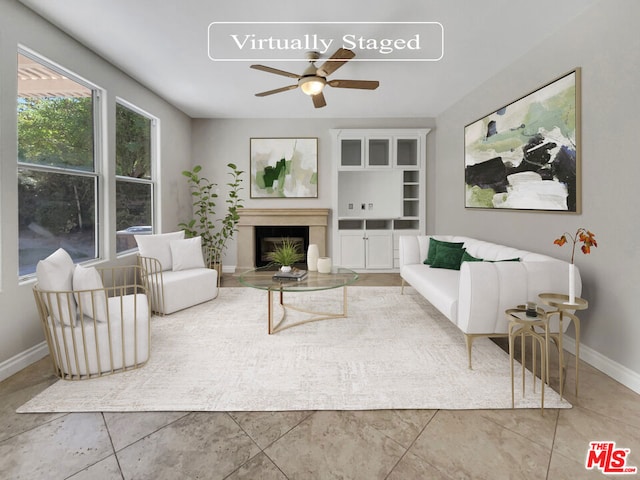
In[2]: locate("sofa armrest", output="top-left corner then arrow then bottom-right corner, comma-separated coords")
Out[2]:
399,235 -> 434,268
399,236 -> 421,268
457,260 -> 581,335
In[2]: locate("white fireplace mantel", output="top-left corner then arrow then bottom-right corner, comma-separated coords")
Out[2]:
236,208 -> 330,270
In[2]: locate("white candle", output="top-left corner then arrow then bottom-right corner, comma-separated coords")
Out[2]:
317,257 -> 332,274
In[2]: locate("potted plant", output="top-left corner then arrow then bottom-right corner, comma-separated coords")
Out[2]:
266,238 -> 305,272
179,163 -> 244,280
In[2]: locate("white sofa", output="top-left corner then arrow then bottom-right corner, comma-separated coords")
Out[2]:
399,235 -> 581,368
135,231 -> 218,315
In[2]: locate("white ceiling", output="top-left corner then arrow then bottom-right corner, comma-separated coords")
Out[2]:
18,0 -> 598,119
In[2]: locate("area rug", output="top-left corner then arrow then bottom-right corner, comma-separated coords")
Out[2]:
18,287 -> 570,412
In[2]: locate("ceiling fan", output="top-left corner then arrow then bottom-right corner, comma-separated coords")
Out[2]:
250,48 -> 379,108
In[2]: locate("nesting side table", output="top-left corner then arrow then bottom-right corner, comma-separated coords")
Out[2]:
538,293 -> 588,399
506,306 -> 549,412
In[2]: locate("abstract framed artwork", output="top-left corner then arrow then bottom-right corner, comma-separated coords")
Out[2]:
250,137 -> 318,198
464,68 -> 581,212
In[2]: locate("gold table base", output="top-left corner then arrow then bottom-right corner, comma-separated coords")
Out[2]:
267,286 -> 349,334
538,292 -> 587,399
507,307 -> 549,412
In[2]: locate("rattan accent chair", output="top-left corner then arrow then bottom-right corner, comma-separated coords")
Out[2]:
33,249 -> 150,380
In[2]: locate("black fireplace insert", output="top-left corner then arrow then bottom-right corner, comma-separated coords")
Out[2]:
254,225 -> 309,268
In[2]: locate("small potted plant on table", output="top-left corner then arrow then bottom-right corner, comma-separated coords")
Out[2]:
267,238 -> 305,272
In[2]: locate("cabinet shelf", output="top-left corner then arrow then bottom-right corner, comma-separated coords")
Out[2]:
365,219 -> 392,230
403,170 -> 420,183
394,219 -> 420,229
403,184 -> 419,198
338,219 -> 364,230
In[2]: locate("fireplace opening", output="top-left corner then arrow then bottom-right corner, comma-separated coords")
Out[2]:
254,226 -> 309,268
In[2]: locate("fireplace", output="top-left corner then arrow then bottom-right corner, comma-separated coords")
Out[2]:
236,209 -> 329,270
254,226 -> 309,268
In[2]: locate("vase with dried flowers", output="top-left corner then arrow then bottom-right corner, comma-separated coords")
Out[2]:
553,228 -> 597,303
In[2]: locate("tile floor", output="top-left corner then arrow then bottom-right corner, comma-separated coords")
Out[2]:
1,273 -> 639,479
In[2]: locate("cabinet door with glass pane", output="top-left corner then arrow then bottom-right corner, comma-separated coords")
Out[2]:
394,137 -> 420,167
366,137 -> 391,167
339,137 -> 364,168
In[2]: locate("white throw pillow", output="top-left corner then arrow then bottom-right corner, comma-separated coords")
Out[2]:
135,230 -> 185,271
73,265 -> 108,322
36,248 -> 76,326
170,236 -> 206,271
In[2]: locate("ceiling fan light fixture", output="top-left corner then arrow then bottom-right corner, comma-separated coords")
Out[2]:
299,76 -> 326,96
252,48 -> 377,108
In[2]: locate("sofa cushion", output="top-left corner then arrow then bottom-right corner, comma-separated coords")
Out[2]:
424,238 -> 465,265
170,236 -> 205,271
53,293 -> 150,376
431,245 -> 466,270
73,265 -> 108,322
402,263 -> 459,321
135,231 -> 185,271
461,238 -> 527,262
152,268 -> 218,314
36,248 -> 77,326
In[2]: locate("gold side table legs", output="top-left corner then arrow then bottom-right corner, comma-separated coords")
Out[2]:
538,293 -> 588,400
546,310 -> 581,399
507,308 -> 549,413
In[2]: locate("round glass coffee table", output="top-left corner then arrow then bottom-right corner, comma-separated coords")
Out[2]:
238,266 -> 359,334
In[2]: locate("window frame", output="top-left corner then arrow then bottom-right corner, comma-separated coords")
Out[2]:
17,47 -> 104,279
114,97 -> 158,255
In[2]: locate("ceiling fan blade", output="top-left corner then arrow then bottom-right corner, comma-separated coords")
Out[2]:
327,79 -> 380,90
255,84 -> 298,97
317,48 -> 356,76
250,64 -> 300,79
312,91 -> 327,108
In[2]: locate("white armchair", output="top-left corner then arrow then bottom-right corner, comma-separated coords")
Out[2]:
135,231 -> 218,315
33,248 -> 150,380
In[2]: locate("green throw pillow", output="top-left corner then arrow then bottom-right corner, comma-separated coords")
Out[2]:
430,245 -> 466,270
486,257 -> 521,262
461,251 -> 483,263
424,238 -> 465,265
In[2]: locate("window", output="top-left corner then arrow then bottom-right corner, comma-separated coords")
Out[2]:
17,51 -> 100,276
115,101 -> 155,253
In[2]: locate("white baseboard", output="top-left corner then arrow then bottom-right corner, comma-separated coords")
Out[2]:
222,265 -> 236,274
563,337 -> 640,395
0,342 -> 49,382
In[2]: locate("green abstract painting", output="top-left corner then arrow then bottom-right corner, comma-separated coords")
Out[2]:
250,138 -> 318,198
464,69 -> 580,212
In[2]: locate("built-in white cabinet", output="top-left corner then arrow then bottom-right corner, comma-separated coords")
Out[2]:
331,128 -> 430,272
337,220 -> 395,270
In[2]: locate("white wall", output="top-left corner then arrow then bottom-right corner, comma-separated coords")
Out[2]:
433,0 -> 640,386
191,117 -> 436,267
0,0 -> 193,376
